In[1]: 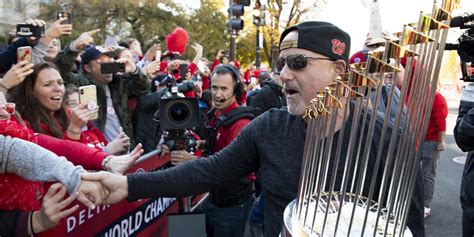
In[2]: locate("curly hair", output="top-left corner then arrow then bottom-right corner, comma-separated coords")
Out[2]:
8,62 -> 69,138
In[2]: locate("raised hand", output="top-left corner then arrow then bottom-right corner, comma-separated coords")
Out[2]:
67,103 -> 98,136
143,60 -> 161,78
194,83 -> 203,97
1,61 -> 33,90
191,43 -> 203,55
76,179 -> 109,209
24,19 -> 46,43
105,129 -> 131,155
71,29 -> 101,51
144,43 -> 161,62
191,43 -> 203,63
44,17 -> 72,41
216,49 -> 224,60
166,59 -> 186,74
25,19 -> 46,27
81,171 -> 128,205
115,58 -> 137,74
32,183 -> 79,233
105,143 -> 144,174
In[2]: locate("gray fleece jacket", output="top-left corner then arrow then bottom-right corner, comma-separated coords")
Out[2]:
0,135 -> 84,194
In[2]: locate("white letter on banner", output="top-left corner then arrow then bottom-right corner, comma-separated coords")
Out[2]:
150,201 -> 157,219
67,216 -> 76,233
79,209 -> 85,225
133,211 -> 143,234
121,219 -> 129,237
113,225 -> 120,237
157,199 -> 163,216
87,208 -> 94,219
144,204 -> 151,223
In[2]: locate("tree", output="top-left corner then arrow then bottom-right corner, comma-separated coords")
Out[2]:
185,1 -> 228,60
37,1 -> 231,61
262,0 -> 327,69
35,0 -> 326,70
38,0 -> 187,50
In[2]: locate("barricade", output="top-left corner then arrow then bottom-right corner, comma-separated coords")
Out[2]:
66,150 -> 206,237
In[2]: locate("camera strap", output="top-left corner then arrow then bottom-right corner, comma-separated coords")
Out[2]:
204,107 -> 258,155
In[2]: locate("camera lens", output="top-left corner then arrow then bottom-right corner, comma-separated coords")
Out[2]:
159,97 -> 199,130
169,102 -> 189,123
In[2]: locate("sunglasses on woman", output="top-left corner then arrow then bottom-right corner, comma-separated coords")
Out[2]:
0,103 -> 15,115
276,54 -> 334,73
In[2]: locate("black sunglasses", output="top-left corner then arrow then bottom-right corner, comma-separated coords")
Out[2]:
276,54 -> 334,73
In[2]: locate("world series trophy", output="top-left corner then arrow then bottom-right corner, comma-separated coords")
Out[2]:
283,0 -> 460,236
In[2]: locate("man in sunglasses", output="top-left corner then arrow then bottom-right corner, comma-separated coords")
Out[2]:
82,21 -> 424,237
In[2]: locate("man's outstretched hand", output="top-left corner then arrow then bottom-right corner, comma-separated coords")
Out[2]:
76,179 -> 109,209
81,171 -> 128,205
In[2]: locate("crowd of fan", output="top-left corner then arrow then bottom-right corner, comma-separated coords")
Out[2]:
0,16 -> 284,236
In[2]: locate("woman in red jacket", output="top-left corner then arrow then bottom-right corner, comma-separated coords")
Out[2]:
1,63 -> 143,236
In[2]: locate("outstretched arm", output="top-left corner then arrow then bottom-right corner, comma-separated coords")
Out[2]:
83,115 -> 261,204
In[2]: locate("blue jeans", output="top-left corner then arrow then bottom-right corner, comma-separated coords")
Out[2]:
249,194 -> 265,237
196,194 -> 255,237
421,141 -> 441,208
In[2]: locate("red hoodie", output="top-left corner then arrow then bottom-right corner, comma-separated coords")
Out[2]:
425,92 -> 448,141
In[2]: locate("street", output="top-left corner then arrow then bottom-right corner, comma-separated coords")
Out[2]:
424,90 -> 465,237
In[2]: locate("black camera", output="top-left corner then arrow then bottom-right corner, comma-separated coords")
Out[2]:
155,76 -> 200,152
447,13 -> 474,81
100,62 -> 126,74
159,97 -> 199,130
16,24 -> 44,38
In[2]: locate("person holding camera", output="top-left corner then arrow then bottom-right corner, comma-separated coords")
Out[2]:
163,64 -> 255,237
454,82 -> 474,236
54,31 -> 150,146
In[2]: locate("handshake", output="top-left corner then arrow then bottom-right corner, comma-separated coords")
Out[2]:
33,172 -> 129,234
76,171 -> 129,209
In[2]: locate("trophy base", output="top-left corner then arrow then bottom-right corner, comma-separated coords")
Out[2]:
283,195 -> 413,237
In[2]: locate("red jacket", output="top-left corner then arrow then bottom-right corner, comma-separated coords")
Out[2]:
209,102 -> 251,152
425,92 -> 448,141
202,74 -> 210,91
63,122 -> 108,152
0,118 -> 108,236
209,102 -> 254,181
0,119 -> 108,212
0,119 -> 42,211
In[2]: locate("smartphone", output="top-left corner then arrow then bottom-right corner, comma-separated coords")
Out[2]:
179,64 -> 188,80
17,46 -> 32,63
222,51 -> 229,58
100,62 -> 126,74
79,85 -> 98,120
16,24 -> 44,38
57,11 -> 72,24
105,36 -> 118,49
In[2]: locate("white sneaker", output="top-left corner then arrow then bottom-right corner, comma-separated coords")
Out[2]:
424,207 -> 431,218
